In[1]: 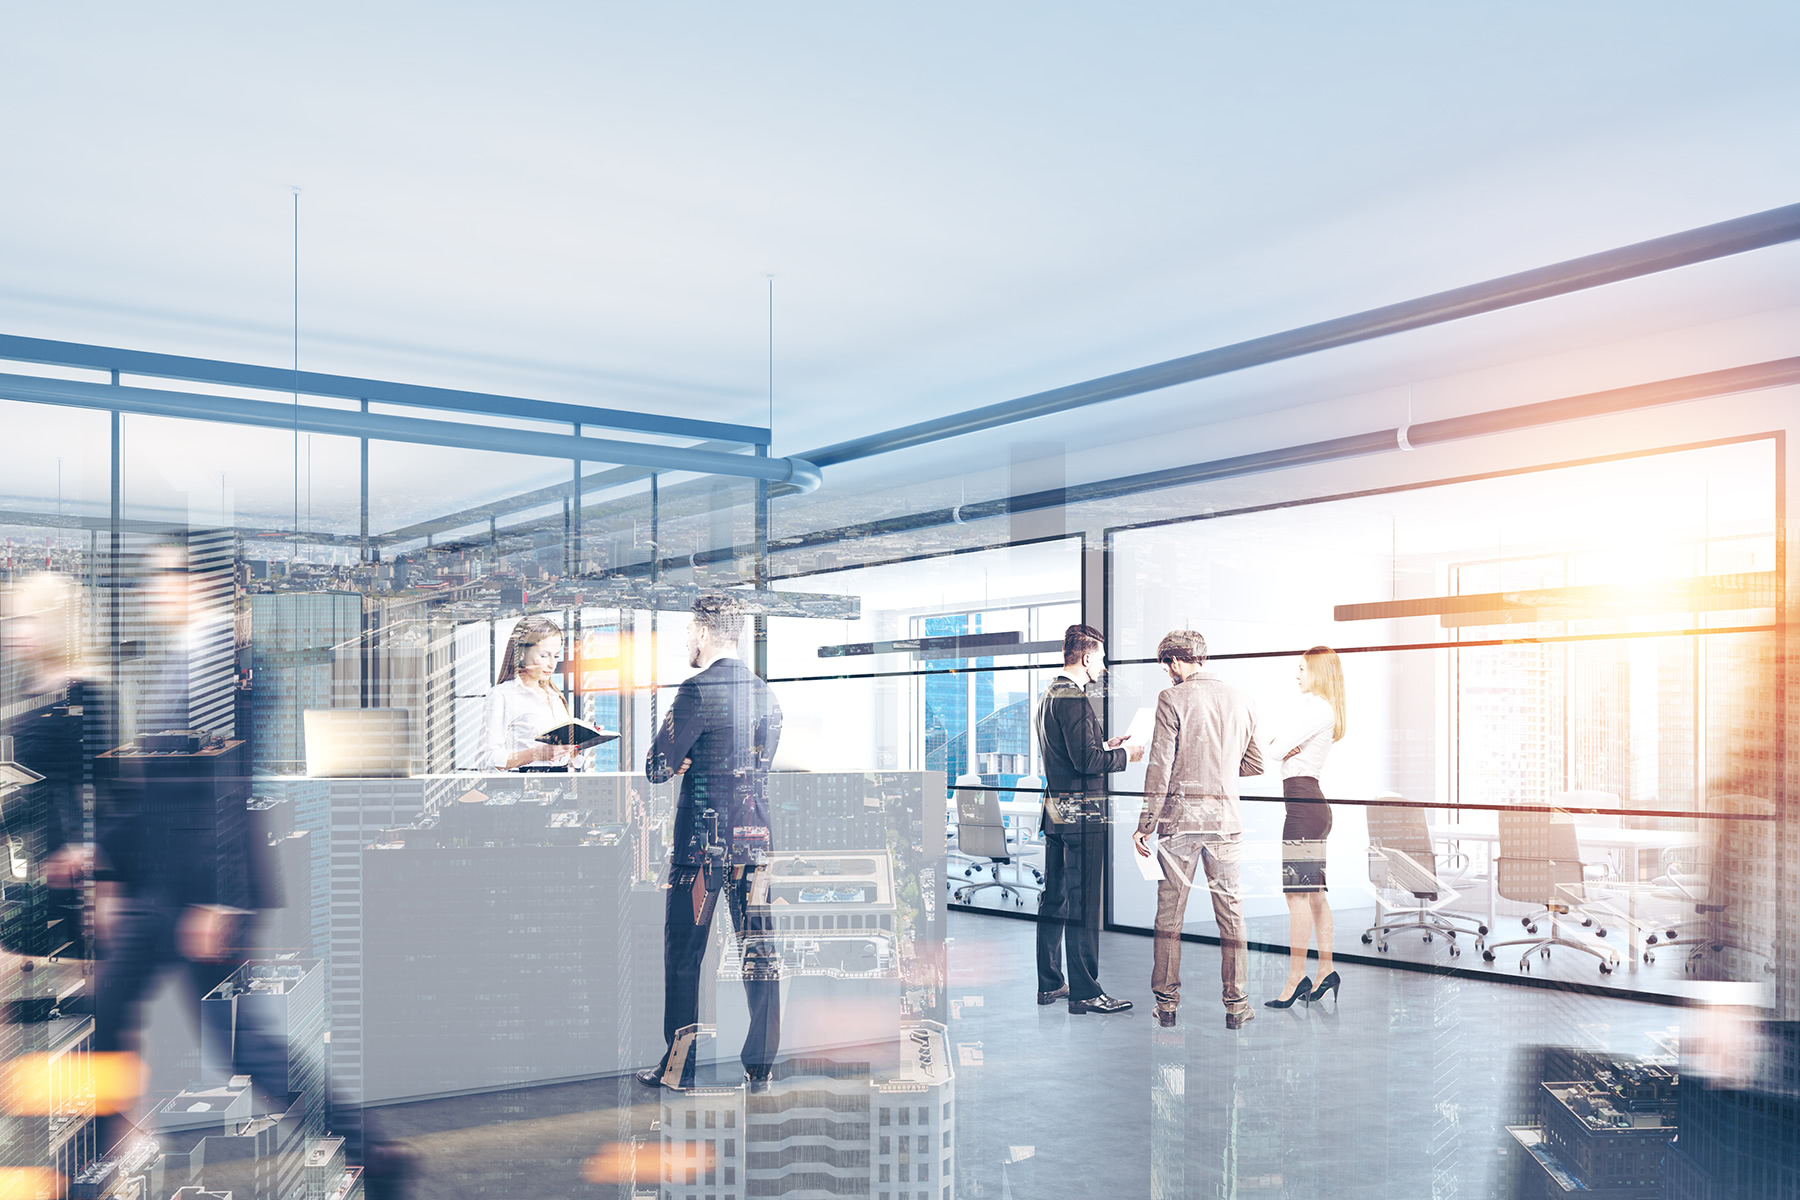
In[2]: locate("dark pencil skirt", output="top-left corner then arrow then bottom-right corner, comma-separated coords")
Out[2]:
1280,775 -> 1333,894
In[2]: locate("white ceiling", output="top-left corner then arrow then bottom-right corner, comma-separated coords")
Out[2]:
5,4 -> 1800,522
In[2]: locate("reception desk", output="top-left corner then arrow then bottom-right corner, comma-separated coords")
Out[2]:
249,770 -> 945,1105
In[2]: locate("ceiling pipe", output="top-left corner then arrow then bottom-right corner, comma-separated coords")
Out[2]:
597,354 -> 1797,574
0,371 -> 823,493
0,333 -> 767,446
948,355 -> 1800,523
795,201 -> 1800,469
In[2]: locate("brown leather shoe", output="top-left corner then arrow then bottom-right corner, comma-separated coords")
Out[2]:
1225,1008 -> 1255,1030
1037,985 -> 1069,1006
1156,1008 -> 1177,1028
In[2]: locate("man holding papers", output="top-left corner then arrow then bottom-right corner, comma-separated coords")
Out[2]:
1131,630 -> 1264,1030
1034,624 -> 1142,1015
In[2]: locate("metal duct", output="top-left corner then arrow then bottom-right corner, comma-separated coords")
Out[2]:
950,355 -> 1800,522
0,371 -> 823,493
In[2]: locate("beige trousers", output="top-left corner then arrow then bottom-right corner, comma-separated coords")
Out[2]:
1150,832 -> 1249,1014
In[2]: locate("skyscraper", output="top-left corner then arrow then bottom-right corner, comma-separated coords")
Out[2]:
247,591 -> 363,776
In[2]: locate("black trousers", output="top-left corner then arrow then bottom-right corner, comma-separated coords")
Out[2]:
93,893 -> 305,1150
1036,812 -> 1107,1001
660,864 -> 781,1074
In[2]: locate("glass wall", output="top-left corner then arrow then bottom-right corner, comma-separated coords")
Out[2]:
1105,436 -> 1780,997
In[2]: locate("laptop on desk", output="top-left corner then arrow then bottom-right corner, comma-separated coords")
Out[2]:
302,709 -> 413,778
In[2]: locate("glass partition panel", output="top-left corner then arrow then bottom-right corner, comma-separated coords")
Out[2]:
767,538 -> 1081,785
1110,437 -> 1778,660
1105,436 -> 1780,1001
765,538 -> 1082,919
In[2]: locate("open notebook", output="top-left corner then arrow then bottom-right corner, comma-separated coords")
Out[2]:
535,719 -> 620,748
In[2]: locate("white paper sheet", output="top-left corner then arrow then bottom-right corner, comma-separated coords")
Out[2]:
1132,834 -> 1165,882
1124,705 -> 1156,747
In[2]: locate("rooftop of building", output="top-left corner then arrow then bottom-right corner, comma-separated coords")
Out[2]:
1506,1126 -> 1583,1194
762,851 -> 895,907
1543,1081 -> 1677,1133
205,959 -> 322,1000
874,1021 -> 953,1090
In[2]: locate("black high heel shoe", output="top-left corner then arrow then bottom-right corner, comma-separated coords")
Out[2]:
1264,976 -> 1313,1009
1305,971 -> 1341,1003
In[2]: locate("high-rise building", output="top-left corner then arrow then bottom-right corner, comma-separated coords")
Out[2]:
322,775 -> 439,1149
247,591 -> 363,775
116,529 -> 239,744
142,1076 -> 311,1200
356,613 -> 457,775
0,1013 -> 96,1189
656,1023 -> 955,1200
199,960 -> 328,1142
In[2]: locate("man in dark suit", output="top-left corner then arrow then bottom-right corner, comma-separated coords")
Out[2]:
58,545 -> 415,1197
1035,624 -> 1141,1014
636,594 -> 783,1092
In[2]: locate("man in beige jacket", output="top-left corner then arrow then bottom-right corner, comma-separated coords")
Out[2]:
1131,630 -> 1264,1029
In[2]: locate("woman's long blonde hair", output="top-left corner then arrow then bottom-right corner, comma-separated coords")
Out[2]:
1303,645 -> 1347,741
497,615 -> 568,711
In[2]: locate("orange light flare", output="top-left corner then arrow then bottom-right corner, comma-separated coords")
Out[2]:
0,1167 -> 62,1200
560,629 -> 624,695
583,1139 -> 716,1184
0,1050 -> 143,1116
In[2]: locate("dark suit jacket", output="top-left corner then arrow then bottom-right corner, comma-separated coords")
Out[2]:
646,657 -> 782,867
1035,674 -> 1126,797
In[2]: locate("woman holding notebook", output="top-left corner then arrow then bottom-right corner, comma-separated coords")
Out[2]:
478,614 -> 580,772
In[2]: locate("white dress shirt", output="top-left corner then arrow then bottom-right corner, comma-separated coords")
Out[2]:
477,677 -> 572,771
1268,692 -> 1336,781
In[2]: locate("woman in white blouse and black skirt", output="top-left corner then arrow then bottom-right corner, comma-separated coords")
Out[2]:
1265,645 -> 1347,1009
479,615 -> 578,772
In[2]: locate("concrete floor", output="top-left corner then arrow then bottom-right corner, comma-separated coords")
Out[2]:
367,909 -> 1690,1200
948,835 -> 1757,1004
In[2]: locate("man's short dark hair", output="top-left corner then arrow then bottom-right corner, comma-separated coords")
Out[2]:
1063,623 -> 1104,667
692,593 -> 748,643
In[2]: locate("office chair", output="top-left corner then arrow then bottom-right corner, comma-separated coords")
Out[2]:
1647,810 -> 1772,976
1481,808 -> 1621,974
946,774 -> 1043,908
1551,791 -> 1624,939
1647,843 -> 1719,969
1359,794 -> 1487,955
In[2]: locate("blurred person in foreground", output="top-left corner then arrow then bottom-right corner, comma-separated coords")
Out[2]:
637,594 -> 784,1093
1132,630 -> 1263,1030
39,546 -> 413,1195
1035,624 -> 1141,1015
2,571 -> 103,965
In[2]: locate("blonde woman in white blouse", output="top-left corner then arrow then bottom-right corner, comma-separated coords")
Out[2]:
478,615 -> 577,772
1264,646 -> 1348,1010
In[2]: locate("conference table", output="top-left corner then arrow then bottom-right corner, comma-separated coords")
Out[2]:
1429,816 -> 1697,970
